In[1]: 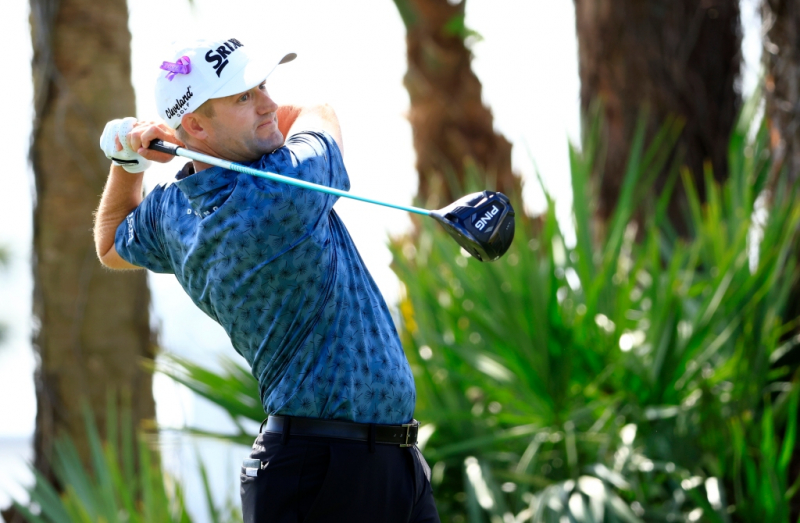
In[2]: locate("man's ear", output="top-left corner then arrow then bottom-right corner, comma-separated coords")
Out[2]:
180,112 -> 209,141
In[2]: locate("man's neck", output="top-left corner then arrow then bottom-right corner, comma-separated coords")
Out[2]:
192,160 -> 213,173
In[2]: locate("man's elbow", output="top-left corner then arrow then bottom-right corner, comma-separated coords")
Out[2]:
97,245 -> 140,270
314,103 -> 336,119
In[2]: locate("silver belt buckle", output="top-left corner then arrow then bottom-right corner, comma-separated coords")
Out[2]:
399,422 -> 415,447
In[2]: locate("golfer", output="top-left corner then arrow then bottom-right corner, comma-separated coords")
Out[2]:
94,37 -> 439,522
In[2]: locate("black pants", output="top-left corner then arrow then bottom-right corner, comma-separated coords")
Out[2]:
241,432 -> 440,523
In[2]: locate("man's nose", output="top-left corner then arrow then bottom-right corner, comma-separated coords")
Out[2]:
256,89 -> 278,114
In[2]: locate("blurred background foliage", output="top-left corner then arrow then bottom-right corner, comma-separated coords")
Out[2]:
16,398 -> 240,523
388,98 -> 800,521
24,96 -> 799,522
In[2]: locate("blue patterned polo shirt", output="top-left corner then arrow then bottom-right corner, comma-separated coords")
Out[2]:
115,130 -> 416,424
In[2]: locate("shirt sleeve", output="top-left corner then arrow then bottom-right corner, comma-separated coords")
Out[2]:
277,129 -> 350,224
285,129 -> 348,188
114,184 -> 174,274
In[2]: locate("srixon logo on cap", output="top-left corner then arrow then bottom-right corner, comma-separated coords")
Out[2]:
205,38 -> 244,77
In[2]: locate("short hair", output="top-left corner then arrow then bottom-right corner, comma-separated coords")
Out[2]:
196,100 -> 216,119
175,100 -> 216,143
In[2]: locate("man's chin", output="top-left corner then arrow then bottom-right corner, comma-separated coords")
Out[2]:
232,132 -> 283,162
259,132 -> 285,155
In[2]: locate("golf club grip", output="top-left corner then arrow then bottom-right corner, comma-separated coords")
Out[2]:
148,139 -> 180,156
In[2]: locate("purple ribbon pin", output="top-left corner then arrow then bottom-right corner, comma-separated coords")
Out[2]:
160,56 -> 192,81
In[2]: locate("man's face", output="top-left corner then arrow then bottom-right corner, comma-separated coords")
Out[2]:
202,81 -> 283,162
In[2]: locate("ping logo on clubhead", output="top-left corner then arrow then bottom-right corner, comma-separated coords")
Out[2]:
474,205 -> 500,231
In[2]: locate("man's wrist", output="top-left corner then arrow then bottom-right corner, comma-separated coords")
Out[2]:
107,165 -> 145,207
110,164 -> 145,179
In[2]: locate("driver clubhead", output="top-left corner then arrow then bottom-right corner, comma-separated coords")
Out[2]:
430,191 -> 516,262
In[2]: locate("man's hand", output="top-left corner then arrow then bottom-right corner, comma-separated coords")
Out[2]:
126,119 -> 184,164
100,118 -> 183,172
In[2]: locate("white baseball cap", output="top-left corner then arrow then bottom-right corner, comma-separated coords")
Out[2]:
155,37 -> 296,129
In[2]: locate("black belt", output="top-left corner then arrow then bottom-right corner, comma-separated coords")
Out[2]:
262,415 -> 419,447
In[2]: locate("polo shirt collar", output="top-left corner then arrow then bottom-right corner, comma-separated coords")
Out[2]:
174,162 -> 238,199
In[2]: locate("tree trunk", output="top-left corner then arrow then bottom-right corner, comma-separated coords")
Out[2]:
28,0 -> 155,484
763,0 -> 800,181
574,0 -> 741,236
392,0 -> 521,208
763,4 -> 800,521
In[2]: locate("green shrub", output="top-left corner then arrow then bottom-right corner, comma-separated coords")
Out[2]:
16,398 -> 239,523
389,100 -> 800,522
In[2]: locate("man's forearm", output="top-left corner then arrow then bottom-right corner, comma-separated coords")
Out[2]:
277,103 -> 343,154
94,165 -> 144,260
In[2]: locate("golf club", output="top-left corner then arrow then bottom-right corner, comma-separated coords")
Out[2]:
148,139 -> 515,261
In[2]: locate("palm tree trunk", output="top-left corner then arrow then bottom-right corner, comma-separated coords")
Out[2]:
763,0 -> 800,180
762,6 -> 800,519
28,0 -> 155,484
392,0 -> 521,208
574,0 -> 741,236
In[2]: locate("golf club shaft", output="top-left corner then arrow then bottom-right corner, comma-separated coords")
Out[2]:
149,139 -> 431,216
